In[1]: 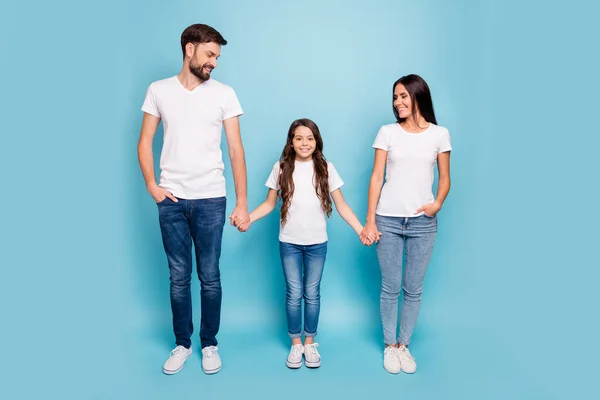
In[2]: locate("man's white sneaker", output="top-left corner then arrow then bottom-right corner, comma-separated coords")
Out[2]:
286,344 -> 304,369
383,346 -> 401,374
163,345 -> 192,375
304,343 -> 321,368
201,346 -> 222,374
397,346 -> 417,374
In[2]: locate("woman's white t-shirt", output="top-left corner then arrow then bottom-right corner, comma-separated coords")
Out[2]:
265,159 -> 344,245
373,123 -> 452,217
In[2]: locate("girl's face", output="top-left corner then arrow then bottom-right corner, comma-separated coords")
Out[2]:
393,83 -> 414,119
292,126 -> 317,161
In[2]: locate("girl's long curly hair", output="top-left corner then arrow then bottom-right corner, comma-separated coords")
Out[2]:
278,118 -> 332,226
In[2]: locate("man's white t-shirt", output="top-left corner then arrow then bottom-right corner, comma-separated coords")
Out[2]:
141,76 -> 243,199
373,123 -> 452,217
265,160 -> 344,245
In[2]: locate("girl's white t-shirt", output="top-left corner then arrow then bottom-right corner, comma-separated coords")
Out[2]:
373,123 -> 452,217
266,159 -> 344,245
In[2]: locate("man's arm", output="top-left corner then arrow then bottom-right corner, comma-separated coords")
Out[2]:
223,116 -> 250,231
137,113 -> 177,202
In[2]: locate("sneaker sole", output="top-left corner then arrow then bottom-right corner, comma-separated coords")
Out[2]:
286,360 -> 302,369
384,365 -> 401,374
305,360 -> 321,368
203,366 -> 221,375
163,364 -> 184,375
163,354 -> 191,375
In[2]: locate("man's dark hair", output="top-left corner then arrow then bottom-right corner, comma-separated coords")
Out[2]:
181,24 -> 227,58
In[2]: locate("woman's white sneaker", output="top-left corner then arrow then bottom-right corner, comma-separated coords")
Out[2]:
163,345 -> 192,375
397,346 -> 417,373
286,344 -> 304,369
201,346 -> 222,374
304,343 -> 321,368
383,346 -> 401,374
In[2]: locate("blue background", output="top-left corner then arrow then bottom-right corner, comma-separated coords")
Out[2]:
1,0 -> 598,398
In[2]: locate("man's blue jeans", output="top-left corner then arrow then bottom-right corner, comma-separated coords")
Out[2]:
157,196 -> 226,349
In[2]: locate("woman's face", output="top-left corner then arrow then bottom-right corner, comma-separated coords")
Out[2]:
393,83 -> 413,119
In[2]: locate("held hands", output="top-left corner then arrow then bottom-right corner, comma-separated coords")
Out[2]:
360,222 -> 382,247
416,201 -> 442,217
229,205 -> 251,232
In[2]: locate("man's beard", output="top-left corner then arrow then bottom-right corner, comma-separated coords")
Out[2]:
190,60 -> 212,81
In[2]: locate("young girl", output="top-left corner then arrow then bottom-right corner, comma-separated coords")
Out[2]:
239,118 -> 374,368
361,74 -> 452,374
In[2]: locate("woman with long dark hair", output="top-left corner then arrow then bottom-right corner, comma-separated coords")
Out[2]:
240,118 -> 373,368
361,74 -> 452,374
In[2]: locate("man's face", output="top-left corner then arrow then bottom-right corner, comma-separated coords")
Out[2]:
189,42 -> 221,81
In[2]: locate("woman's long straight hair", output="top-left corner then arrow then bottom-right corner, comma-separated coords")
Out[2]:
393,74 -> 438,125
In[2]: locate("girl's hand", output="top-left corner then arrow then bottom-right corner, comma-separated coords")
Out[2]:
360,222 -> 381,247
229,215 -> 251,232
360,233 -> 374,246
230,205 -> 250,231
416,202 -> 442,217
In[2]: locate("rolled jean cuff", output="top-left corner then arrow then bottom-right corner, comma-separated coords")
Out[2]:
288,332 -> 302,339
304,330 -> 317,338
384,332 -> 397,346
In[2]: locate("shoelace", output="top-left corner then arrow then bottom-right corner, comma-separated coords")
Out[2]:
203,346 -> 218,358
305,343 -> 320,359
397,347 -> 414,361
171,346 -> 188,358
290,345 -> 303,358
384,347 -> 397,360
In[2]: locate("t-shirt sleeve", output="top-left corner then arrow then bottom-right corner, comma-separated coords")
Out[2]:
438,128 -> 452,154
327,162 -> 344,192
265,162 -> 281,190
223,87 -> 244,120
372,126 -> 389,151
141,84 -> 160,118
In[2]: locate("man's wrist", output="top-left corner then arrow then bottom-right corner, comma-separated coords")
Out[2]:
146,181 -> 158,191
235,199 -> 248,209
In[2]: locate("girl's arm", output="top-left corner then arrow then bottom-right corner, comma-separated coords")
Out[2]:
331,189 -> 363,236
249,189 -> 279,224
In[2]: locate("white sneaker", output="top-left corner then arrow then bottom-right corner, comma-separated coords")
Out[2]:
286,344 -> 304,369
397,346 -> 417,373
163,345 -> 192,375
304,343 -> 321,368
201,346 -> 222,374
383,346 -> 401,374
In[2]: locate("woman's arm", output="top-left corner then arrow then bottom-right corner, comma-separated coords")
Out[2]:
434,151 -> 451,208
361,149 -> 387,244
416,151 -> 451,216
